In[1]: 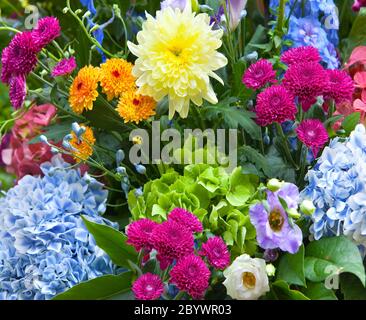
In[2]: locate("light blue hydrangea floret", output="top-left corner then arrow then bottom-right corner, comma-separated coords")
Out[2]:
302,125 -> 366,249
0,155 -> 117,300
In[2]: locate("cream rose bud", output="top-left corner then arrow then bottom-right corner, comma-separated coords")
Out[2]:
223,254 -> 270,300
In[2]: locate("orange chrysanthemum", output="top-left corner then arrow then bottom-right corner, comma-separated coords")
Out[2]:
69,66 -> 100,114
100,58 -> 136,100
117,90 -> 156,124
69,126 -> 96,162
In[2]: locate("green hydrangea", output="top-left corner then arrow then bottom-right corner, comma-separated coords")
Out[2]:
128,164 -> 262,256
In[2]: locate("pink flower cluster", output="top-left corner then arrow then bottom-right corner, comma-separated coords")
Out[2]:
1,104 -> 58,179
1,17 -> 61,109
352,0 -> 366,11
127,208 -> 231,300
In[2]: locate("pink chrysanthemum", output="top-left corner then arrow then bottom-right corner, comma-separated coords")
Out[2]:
324,69 -> 355,104
283,62 -> 329,111
132,273 -> 164,300
32,17 -> 61,50
242,59 -> 276,90
126,219 -> 158,252
51,57 -> 77,77
170,254 -> 210,299
151,220 -> 194,269
296,119 -> 329,157
1,32 -> 38,83
199,236 -> 230,270
168,208 -> 203,233
255,85 -> 297,126
281,46 -> 321,66
9,75 -> 26,109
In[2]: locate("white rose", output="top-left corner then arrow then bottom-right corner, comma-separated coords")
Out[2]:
223,254 -> 269,300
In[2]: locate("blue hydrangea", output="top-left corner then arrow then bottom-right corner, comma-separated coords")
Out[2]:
301,125 -> 366,249
270,0 -> 339,69
0,156 -> 117,300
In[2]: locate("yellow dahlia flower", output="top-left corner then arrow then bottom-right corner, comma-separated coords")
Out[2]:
69,125 -> 96,162
69,66 -> 101,114
127,6 -> 228,119
100,58 -> 136,100
117,90 -> 156,124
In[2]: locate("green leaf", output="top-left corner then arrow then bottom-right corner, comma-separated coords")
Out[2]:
341,273 -> 366,300
342,112 -> 361,134
271,280 -> 310,300
238,145 -> 271,177
301,282 -> 338,300
53,272 -> 133,300
304,236 -> 365,286
277,245 -> 306,287
81,216 -> 137,268
343,8 -> 366,59
204,100 -> 262,140
226,167 -> 255,206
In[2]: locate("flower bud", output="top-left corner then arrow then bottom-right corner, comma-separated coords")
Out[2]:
116,166 -> 127,176
300,200 -> 316,216
267,178 -> 283,192
266,264 -> 276,277
116,150 -> 125,164
39,135 -> 48,144
287,208 -> 301,219
245,51 -> 258,62
135,164 -> 146,175
62,7 -> 69,14
75,9 -> 83,15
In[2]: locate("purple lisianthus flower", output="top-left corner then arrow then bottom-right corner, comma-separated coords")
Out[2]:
249,183 -> 303,254
161,0 -> 188,11
51,57 -> 77,77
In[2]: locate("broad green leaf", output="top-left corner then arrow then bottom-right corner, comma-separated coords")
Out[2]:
342,112 -> 361,134
238,145 -> 270,177
304,236 -> 365,286
301,282 -> 338,300
277,245 -> 306,287
53,272 -> 133,300
271,280 -> 310,300
341,274 -> 366,300
82,217 -> 137,268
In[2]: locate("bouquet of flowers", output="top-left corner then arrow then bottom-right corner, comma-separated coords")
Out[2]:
1,0 -> 366,300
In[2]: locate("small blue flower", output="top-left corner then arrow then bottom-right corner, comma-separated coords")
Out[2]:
80,0 -> 97,15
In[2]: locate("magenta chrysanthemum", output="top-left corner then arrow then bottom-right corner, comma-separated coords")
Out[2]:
126,219 -> 158,252
281,46 -> 321,66
132,273 -> 164,300
283,62 -> 329,111
1,32 -> 38,83
242,59 -> 276,90
168,208 -> 203,233
51,57 -> 77,77
255,85 -> 297,126
32,17 -> 61,50
9,75 -> 26,109
296,119 -> 329,157
170,254 -> 210,299
151,220 -> 194,269
324,69 -> 355,104
199,236 -> 230,270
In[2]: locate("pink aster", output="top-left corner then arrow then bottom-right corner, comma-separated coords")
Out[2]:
255,85 -> 297,127
51,57 -> 77,77
242,59 -> 276,90
1,31 -> 38,83
296,119 -> 329,157
9,75 -> 26,109
283,62 -> 329,112
324,69 -> 354,104
199,236 -> 230,270
167,208 -> 203,233
126,219 -> 158,253
170,254 -> 210,299
151,220 -> 194,269
281,46 -> 321,66
32,17 -> 61,51
132,273 -> 164,300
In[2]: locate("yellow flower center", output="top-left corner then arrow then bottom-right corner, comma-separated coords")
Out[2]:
269,208 -> 285,232
242,272 -> 256,289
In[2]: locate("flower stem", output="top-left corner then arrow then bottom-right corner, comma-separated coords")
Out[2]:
275,122 -> 299,169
